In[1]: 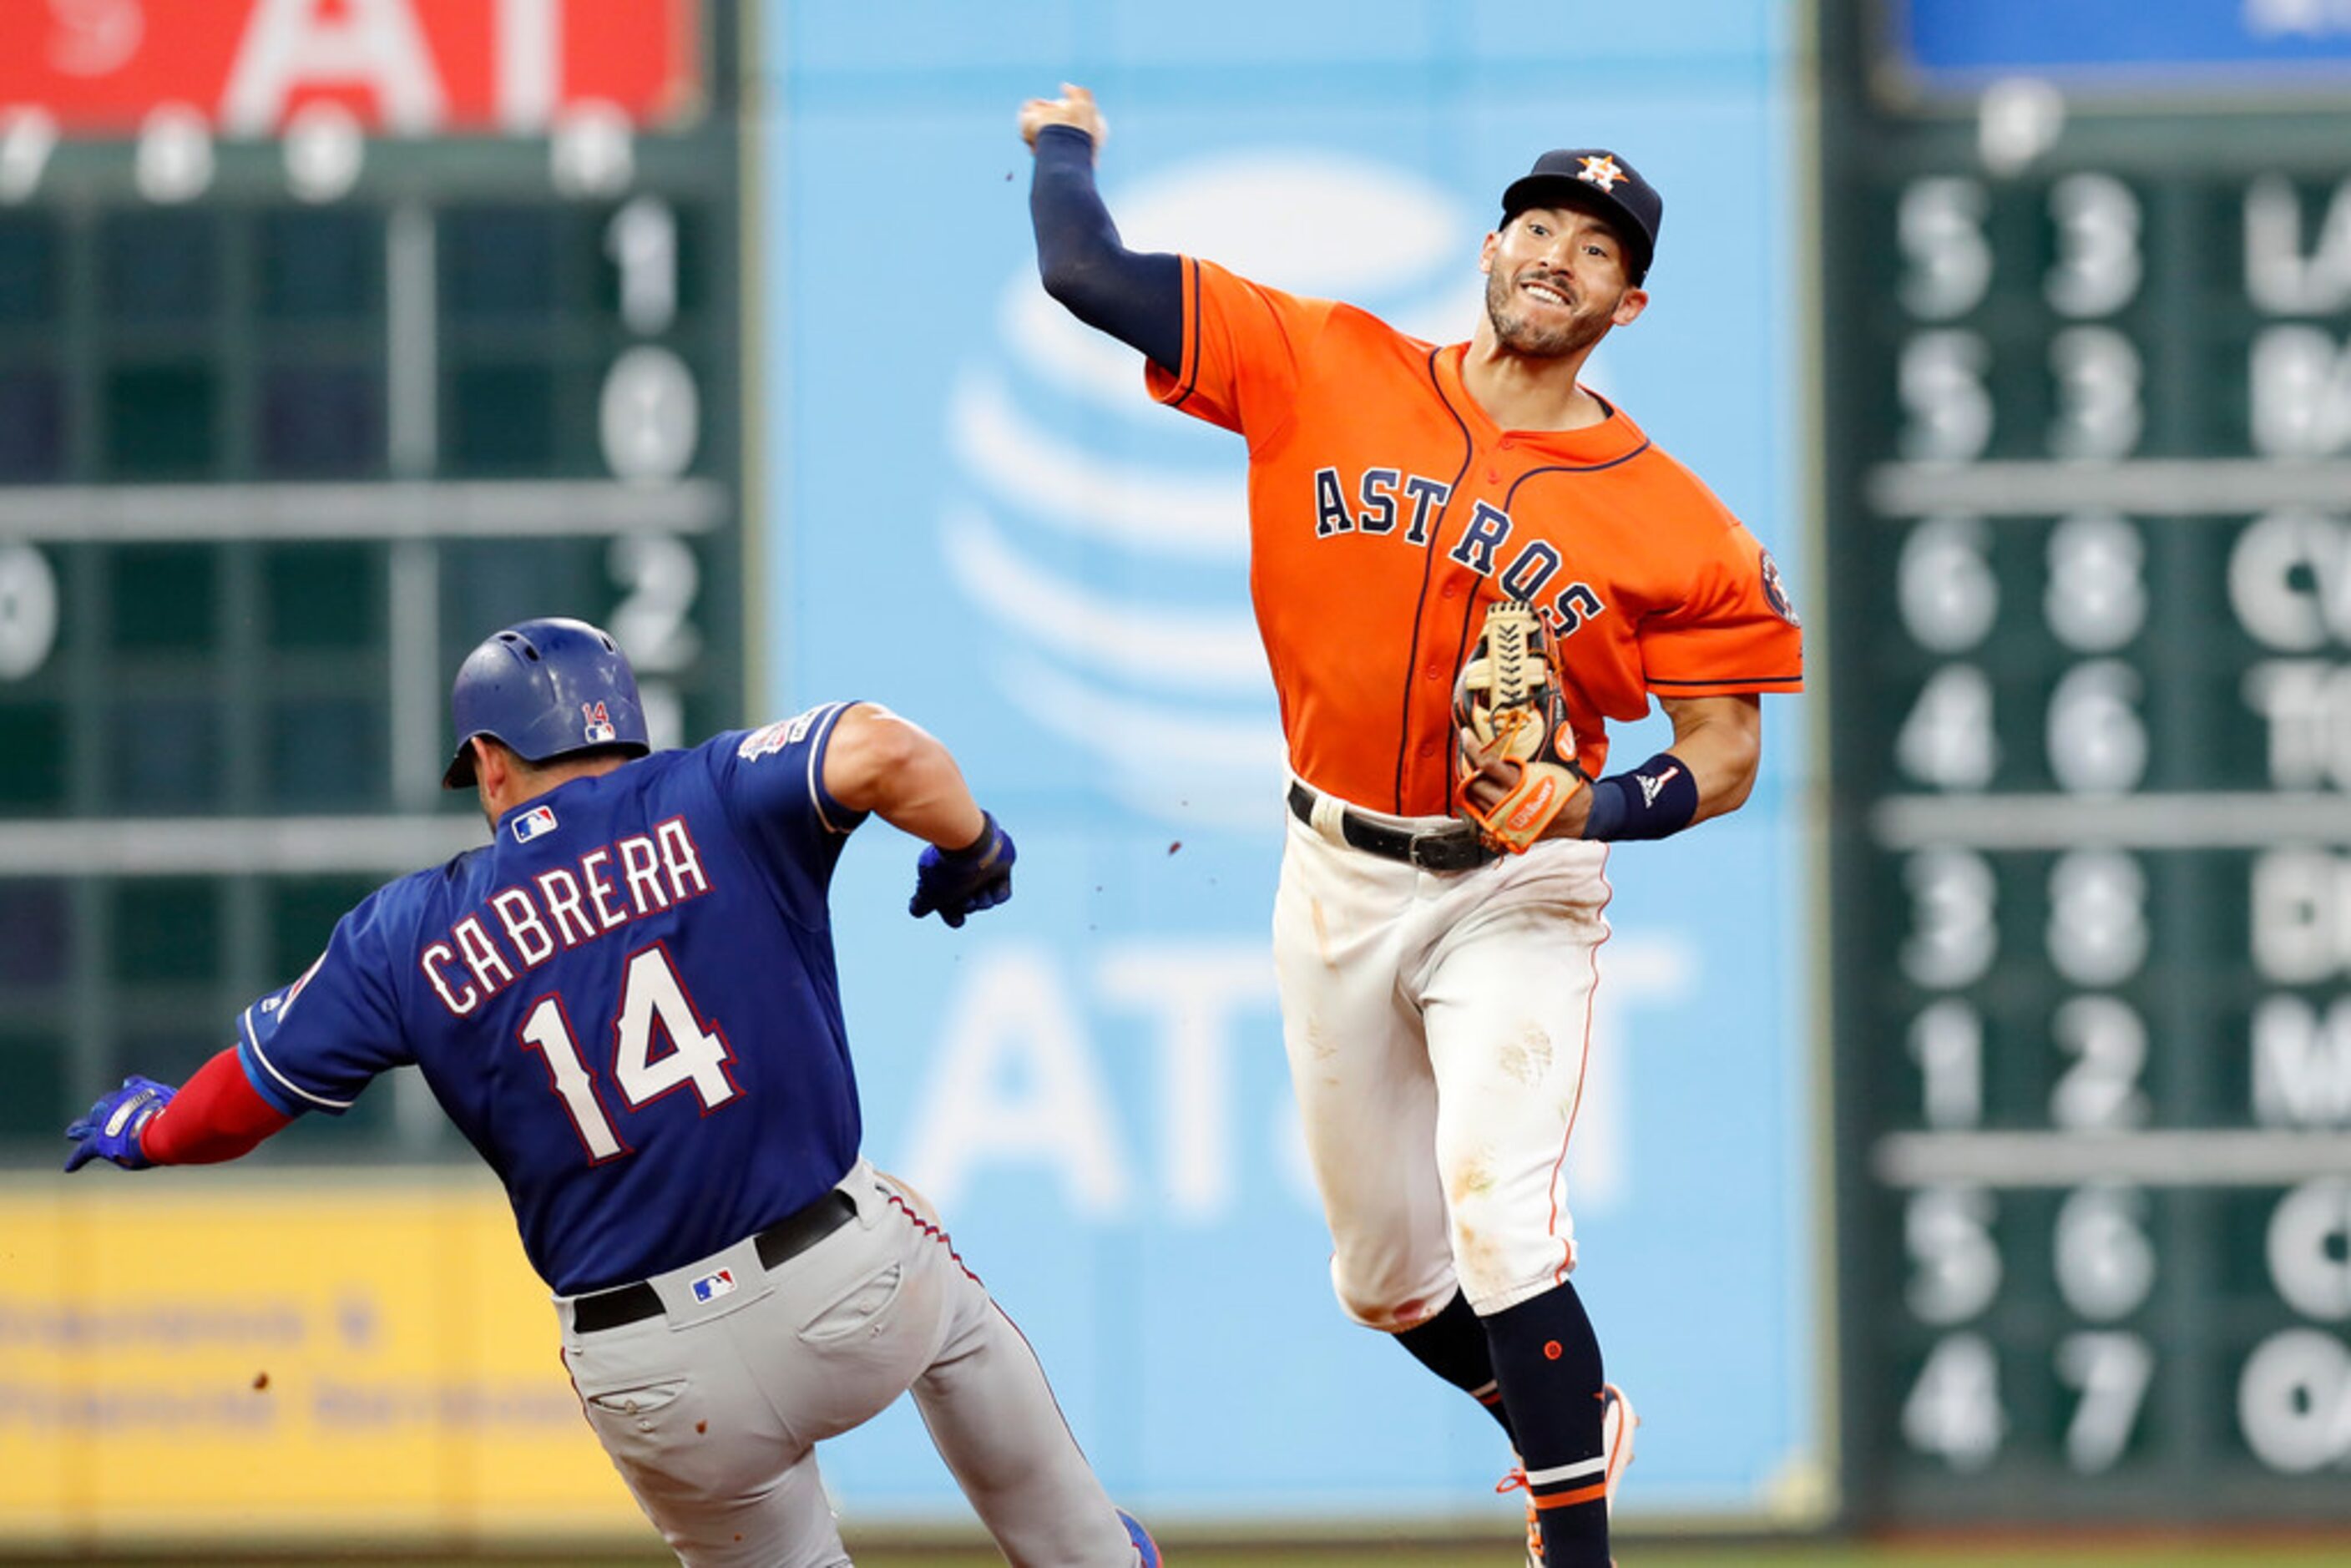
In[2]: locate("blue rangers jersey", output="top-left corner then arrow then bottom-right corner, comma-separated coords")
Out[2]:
233,704 -> 872,1295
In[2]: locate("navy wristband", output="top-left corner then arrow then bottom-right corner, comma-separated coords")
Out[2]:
940,810 -> 1004,866
1579,751 -> 1700,842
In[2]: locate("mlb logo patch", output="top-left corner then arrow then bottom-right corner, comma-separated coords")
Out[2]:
512,805 -> 559,843
581,700 -> 616,745
690,1268 -> 737,1305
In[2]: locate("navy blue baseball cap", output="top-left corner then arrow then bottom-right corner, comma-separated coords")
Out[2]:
1500,149 -> 1661,285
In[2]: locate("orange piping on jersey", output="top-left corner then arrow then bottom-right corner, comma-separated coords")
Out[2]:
1549,847 -> 1615,1287
1390,347 -> 1479,814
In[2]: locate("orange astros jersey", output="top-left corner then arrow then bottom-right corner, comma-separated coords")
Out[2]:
1145,257 -> 1806,817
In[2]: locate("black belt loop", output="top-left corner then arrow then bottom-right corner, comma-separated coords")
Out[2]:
1287,781 -> 1496,873
570,1188 -> 857,1334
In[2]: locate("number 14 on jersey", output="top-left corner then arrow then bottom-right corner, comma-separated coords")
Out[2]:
519,944 -> 740,1163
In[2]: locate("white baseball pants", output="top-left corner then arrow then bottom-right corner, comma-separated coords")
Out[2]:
1272,805 -> 1612,1322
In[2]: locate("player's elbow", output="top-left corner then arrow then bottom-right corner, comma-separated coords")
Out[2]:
1036,248 -> 1105,314
1704,733 -> 1763,818
823,706 -> 933,816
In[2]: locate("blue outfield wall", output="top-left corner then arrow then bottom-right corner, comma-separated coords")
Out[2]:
1898,0 -> 2351,82
758,0 -> 1820,1525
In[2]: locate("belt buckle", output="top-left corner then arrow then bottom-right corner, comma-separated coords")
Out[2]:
1408,826 -> 1488,873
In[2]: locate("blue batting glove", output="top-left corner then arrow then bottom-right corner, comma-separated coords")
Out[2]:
909,812 -> 1015,928
63,1075 -> 175,1173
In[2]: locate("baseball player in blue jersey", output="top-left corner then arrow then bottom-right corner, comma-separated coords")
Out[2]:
63,617 -> 1161,1568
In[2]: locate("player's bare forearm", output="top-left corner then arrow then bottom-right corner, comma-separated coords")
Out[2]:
1463,693 -> 1762,842
822,704 -> 990,852
1553,781 -> 1595,836
1659,692 -> 1762,827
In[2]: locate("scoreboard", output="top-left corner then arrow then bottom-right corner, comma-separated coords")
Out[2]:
1824,0 -> 2351,1525
0,0 -> 746,1159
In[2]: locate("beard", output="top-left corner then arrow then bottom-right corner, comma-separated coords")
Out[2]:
1484,269 -> 1610,359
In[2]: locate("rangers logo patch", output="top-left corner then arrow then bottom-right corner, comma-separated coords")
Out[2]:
581,701 -> 617,745
737,721 -> 793,761
513,805 -> 559,843
690,1267 -> 737,1304
737,706 -> 827,763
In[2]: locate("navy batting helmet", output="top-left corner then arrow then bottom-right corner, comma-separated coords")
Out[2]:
442,617 -> 650,789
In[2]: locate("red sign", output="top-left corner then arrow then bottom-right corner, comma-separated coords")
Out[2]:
0,0 -> 703,135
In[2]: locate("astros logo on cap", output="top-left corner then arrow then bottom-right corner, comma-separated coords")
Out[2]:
1577,154 -> 1628,192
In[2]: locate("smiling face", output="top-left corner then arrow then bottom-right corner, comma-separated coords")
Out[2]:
1479,205 -> 1647,359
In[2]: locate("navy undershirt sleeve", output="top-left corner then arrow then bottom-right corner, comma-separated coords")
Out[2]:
1029,124 -> 1184,372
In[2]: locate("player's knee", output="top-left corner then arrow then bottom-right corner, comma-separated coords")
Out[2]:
1337,1291 -> 1440,1333
1332,1269 -> 1450,1333
1444,1189 -> 1579,1313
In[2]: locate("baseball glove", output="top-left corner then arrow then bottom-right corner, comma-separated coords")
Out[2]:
1452,599 -> 1586,854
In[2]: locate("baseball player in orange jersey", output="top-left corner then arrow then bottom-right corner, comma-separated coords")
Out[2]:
1018,86 -> 1802,1565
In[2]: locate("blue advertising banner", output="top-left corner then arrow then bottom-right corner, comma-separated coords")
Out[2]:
1898,0 -> 2351,89
761,0 -> 1818,1529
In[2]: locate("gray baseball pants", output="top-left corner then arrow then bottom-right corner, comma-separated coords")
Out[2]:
559,1161 -> 1136,1567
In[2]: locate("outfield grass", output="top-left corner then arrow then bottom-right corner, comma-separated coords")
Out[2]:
62,1544 -> 2351,1567
839,1548 -> 2351,1567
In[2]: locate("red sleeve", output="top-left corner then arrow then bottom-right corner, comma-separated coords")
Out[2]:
139,1048 -> 292,1165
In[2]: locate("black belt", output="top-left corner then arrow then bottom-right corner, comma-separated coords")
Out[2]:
570,1189 -> 857,1333
1287,781 -> 1497,873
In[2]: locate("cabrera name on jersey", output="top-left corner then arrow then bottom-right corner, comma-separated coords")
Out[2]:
230,701 -> 873,1297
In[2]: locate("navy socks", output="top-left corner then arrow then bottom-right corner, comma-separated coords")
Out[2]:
1392,1289 -> 1516,1442
1484,1282 -> 1611,1566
